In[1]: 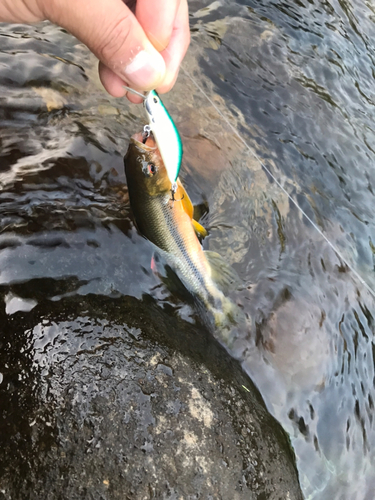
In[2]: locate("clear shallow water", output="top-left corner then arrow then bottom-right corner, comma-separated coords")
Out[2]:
0,1 -> 375,498
188,2 -> 375,497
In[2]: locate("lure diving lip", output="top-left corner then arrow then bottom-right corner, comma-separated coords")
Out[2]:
124,87 -> 183,189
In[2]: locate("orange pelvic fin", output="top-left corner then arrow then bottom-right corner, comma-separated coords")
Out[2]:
176,180 -> 208,238
176,179 -> 194,219
192,219 -> 208,238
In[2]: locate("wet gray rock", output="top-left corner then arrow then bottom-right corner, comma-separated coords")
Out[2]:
0,291 -> 303,500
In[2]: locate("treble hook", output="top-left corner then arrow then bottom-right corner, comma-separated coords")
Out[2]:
142,124 -> 151,144
170,182 -> 184,202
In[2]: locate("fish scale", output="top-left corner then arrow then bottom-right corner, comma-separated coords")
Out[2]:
135,191 -> 212,301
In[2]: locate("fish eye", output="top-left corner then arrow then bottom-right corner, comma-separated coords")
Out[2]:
153,97 -> 158,104
143,162 -> 157,177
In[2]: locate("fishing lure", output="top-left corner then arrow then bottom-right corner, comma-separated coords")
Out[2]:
124,87 -> 183,193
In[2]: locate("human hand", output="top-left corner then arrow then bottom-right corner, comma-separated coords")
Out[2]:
0,0 -> 190,103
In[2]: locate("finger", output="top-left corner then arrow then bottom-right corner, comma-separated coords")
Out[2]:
98,62 -> 144,102
0,0 -> 44,22
43,0 -> 166,91
136,0 -> 180,52
156,0 -> 190,94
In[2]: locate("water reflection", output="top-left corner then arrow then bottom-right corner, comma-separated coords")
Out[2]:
1,0 -> 375,498
192,0 -> 375,289
188,1 -> 375,497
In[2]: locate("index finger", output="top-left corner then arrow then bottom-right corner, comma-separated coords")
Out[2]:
135,0 -> 180,51
156,0 -> 190,94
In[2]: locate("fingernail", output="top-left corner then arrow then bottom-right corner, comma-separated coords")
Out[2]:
122,50 -> 165,90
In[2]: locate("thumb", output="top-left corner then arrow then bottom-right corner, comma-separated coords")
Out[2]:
43,0 -> 166,91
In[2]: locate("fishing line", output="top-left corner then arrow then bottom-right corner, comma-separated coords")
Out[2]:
140,26 -> 375,299
179,67 -> 375,299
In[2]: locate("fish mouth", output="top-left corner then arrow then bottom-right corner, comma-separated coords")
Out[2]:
131,132 -> 157,150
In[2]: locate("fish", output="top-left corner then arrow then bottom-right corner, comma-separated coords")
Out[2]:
124,132 -> 243,338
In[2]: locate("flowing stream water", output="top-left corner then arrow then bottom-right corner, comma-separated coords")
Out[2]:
1,1 -> 375,498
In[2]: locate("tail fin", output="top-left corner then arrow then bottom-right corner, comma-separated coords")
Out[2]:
202,290 -> 249,348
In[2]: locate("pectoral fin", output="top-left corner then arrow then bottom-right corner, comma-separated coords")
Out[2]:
204,250 -> 240,292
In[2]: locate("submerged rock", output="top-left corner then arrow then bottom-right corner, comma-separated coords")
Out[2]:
0,292 -> 303,499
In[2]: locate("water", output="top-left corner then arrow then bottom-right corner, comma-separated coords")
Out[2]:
0,1 -> 375,498
188,2 -> 375,497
